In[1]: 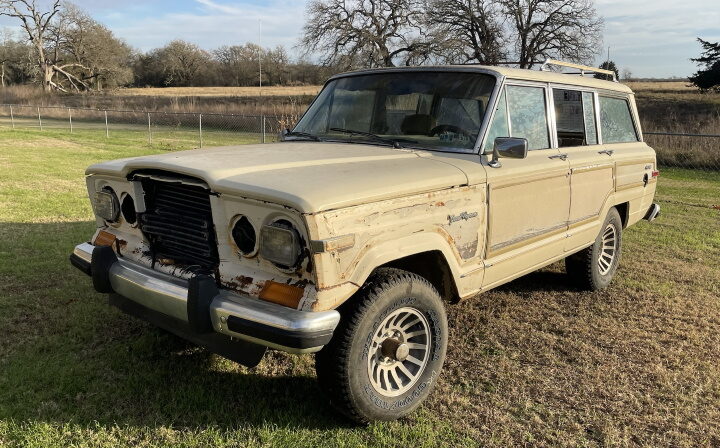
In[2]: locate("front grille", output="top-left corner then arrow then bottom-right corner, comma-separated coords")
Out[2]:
138,176 -> 219,270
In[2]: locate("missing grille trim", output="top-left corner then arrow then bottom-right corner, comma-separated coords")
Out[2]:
136,174 -> 219,271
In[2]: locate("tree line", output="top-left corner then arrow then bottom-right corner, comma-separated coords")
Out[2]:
0,1 -> 337,91
302,0 -> 603,69
0,0 -> 623,92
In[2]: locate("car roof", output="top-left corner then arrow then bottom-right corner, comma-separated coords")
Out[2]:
330,65 -> 633,94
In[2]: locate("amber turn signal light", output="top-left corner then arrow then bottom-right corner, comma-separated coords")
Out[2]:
259,281 -> 305,308
94,230 -> 116,247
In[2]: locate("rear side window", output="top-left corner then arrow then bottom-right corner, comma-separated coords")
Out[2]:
599,96 -> 638,143
552,89 -> 599,147
582,92 -> 598,145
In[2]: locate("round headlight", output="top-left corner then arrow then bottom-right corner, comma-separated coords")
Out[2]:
231,216 -> 256,255
94,188 -> 120,222
121,194 -> 137,225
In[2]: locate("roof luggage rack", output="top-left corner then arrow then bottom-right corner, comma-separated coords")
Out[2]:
540,58 -> 617,82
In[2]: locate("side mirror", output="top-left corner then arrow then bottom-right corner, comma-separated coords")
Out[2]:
279,128 -> 290,141
488,137 -> 528,168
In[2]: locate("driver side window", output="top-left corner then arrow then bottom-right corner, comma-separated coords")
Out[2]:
483,90 -> 508,152
483,85 -> 550,152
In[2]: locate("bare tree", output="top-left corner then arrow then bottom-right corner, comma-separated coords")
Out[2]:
0,0 -> 63,91
58,4 -> 133,90
427,0 -> 505,65
499,0 -> 603,68
0,28 -> 32,87
214,43 -> 264,86
301,0 -> 434,68
0,1 -> 131,91
620,68 -> 632,82
151,40 -> 211,87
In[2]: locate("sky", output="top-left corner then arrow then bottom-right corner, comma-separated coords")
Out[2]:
1,0 -> 719,78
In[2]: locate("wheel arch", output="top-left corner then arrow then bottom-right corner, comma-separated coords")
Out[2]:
614,201 -> 630,228
342,231 -> 464,303
378,250 -> 460,303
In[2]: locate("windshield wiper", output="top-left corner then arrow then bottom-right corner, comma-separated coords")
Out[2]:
329,127 -> 417,149
284,130 -> 321,141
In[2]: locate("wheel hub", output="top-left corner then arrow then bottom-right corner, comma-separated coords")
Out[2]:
367,307 -> 431,397
381,337 -> 410,361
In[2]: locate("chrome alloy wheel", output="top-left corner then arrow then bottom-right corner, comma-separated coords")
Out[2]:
598,223 -> 618,276
367,307 -> 431,397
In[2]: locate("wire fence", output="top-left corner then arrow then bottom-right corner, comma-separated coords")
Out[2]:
644,132 -> 720,172
0,104 -> 291,151
0,104 -> 718,171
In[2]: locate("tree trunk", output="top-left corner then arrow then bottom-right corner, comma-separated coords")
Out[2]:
42,64 -> 54,92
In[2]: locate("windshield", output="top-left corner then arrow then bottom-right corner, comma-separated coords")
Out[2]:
292,71 -> 496,152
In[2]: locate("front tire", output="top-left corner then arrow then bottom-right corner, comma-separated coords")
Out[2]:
566,207 -> 623,290
315,268 -> 448,424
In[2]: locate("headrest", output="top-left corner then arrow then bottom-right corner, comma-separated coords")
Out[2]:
400,114 -> 436,135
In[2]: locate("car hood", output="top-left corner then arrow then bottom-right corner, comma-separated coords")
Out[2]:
86,142 -> 472,213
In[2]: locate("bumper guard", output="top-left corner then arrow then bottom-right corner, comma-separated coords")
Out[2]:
70,243 -> 340,357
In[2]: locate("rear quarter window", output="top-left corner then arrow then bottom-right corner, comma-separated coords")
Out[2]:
599,96 -> 638,143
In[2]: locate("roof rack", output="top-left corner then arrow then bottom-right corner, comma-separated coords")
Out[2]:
540,58 -> 617,82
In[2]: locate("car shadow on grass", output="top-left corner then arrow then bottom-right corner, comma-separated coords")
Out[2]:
492,266 -> 574,294
0,221 -> 352,431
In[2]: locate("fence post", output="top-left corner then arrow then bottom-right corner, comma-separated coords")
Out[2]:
37,107 -> 42,131
261,115 -> 266,143
9,105 -> 14,130
104,110 -> 109,138
199,113 -> 203,148
68,108 -> 73,133
147,112 -> 152,145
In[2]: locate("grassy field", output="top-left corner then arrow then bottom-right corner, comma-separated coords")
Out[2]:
0,127 -> 719,447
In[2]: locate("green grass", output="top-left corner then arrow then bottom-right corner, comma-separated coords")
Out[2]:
1,128 -> 719,447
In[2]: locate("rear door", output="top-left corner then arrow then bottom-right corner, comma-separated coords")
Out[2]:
550,87 -> 615,251
597,94 -> 658,226
481,81 -> 571,289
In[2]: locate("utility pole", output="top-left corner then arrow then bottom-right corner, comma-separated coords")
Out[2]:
258,19 -> 263,96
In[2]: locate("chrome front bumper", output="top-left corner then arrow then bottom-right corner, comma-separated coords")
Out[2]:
71,243 -> 340,355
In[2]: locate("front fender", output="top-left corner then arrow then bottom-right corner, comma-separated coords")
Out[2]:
305,185 -> 487,311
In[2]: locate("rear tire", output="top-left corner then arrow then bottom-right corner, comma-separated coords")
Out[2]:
566,208 -> 623,291
315,268 -> 448,424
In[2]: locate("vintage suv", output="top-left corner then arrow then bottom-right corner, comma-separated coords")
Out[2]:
70,60 -> 659,423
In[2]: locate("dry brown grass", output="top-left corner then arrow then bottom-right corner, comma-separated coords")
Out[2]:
2,81 -> 719,170
627,81 -> 720,170
112,86 -> 323,97
626,81 -> 695,92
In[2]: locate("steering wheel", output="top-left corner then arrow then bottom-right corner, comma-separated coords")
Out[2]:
429,124 -> 473,138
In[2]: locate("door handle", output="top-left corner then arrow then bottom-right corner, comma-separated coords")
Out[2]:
549,153 -> 568,161
598,149 -> 614,156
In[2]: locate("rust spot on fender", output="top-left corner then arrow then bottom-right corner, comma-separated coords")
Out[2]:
224,275 -> 260,295
458,240 -> 479,259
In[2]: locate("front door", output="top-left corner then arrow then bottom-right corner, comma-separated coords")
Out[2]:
481,83 -> 571,289
550,87 -> 615,251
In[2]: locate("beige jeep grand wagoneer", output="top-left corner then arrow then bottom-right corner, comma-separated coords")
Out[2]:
70,60 -> 659,423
